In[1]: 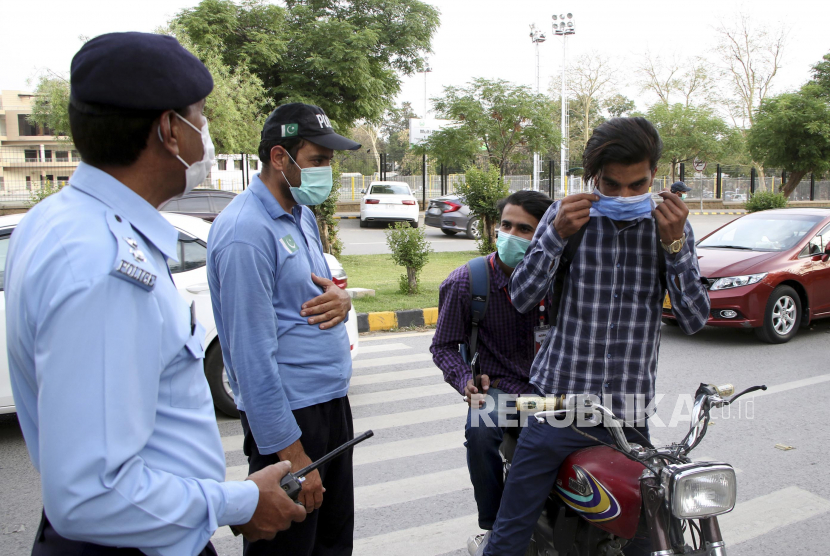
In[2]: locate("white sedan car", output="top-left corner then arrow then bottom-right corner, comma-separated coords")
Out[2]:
359,181 -> 420,228
0,212 -> 359,418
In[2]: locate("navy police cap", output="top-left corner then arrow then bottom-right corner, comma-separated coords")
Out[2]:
70,32 -> 213,112
670,181 -> 692,193
261,103 -> 361,151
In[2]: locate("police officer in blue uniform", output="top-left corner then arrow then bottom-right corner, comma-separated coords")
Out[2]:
5,32 -> 306,556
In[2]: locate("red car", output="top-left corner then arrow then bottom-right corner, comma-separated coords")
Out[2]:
662,208 -> 830,343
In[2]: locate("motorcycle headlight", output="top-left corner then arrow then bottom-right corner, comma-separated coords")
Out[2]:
663,463 -> 737,519
709,273 -> 767,291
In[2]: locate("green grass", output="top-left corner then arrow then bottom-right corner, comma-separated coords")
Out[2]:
341,251 -> 480,313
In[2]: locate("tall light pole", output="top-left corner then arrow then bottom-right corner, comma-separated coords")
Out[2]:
420,57 -> 432,119
529,24 -> 546,191
552,13 -> 575,194
418,58 -> 433,197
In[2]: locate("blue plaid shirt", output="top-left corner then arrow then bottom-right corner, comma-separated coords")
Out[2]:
509,202 -> 710,420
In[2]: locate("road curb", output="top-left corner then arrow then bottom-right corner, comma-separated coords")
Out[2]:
358,307 -> 439,332
689,211 -> 745,215
334,215 -> 360,219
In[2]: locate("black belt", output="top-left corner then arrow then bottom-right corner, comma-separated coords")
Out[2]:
32,510 -> 217,556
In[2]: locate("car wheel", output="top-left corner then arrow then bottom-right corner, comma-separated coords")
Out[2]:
661,317 -> 679,326
359,218 -> 368,228
441,229 -> 458,236
205,342 -> 239,418
755,285 -> 801,344
466,217 -> 481,239
410,220 -> 419,228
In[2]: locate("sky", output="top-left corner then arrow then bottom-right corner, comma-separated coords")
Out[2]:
2,0 -> 829,117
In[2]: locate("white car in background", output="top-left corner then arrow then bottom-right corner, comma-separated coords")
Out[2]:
359,181 -> 420,228
0,212 -> 359,418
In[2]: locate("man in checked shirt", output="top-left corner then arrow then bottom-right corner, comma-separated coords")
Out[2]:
479,117 -> 711,556
430,190 -> 554,554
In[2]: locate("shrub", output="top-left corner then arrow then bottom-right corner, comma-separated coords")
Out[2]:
745,190 -> 788,213
385,221 -> 433,294
29,180 -> 66,207
454,166 -> 508,256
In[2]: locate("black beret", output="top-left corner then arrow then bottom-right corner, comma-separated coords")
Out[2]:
70,32 -> 213,112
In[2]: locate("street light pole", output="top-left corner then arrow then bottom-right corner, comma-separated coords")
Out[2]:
418,58 -> 432,199
553,13 -> 575,194
529,25 -> 546,191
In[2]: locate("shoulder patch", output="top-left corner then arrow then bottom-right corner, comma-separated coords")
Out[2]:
105,210 -> 158,291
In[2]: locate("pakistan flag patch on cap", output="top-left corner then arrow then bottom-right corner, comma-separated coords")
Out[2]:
279,234 -> 299,254
281,123 -> 299,137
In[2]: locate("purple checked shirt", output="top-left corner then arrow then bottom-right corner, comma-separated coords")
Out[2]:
431,253 -> 545,396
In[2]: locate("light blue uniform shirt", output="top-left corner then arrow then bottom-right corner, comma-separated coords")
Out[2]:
5,163 -> 259,555
207,175 -> 351,455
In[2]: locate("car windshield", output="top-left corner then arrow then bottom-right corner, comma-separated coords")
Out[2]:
370,184 -> 410,195
698,213 -> 823,252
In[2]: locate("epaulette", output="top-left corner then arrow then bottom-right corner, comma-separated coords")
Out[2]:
105,210 -> 158,291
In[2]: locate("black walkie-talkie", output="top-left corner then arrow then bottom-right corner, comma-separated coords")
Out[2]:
279,430 -> 374,501
231,430 -> 374,537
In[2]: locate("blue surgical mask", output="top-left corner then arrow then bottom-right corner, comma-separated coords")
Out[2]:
496,232 -> 532,268
681,193 -> 688,200
282,152 -> 334,206
589,187 -> 655,221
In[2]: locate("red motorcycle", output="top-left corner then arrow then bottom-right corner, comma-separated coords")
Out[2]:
502,382 -> 766,556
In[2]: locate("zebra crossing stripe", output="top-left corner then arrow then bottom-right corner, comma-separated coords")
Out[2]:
359,330 -> 436,342
354,431 -> 463,466
353,513 -> 481,556
357,343 -> 413,355
349,366 -> 439,386
348,383 -> 450,407
353,402 -> 466,431
356,466 -> 470,510
352,353 -> 434,370
720,486 -> 830,546
218,402 -> 467,454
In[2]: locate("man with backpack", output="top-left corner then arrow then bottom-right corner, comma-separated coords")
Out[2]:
430,190 -> 554,555
479,117 -> 711,556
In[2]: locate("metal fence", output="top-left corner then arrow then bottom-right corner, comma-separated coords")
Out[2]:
4,144 -> 830,205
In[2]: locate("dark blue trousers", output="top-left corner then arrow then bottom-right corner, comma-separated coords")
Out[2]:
465,387 -> 513,530
483,417 -> 651,556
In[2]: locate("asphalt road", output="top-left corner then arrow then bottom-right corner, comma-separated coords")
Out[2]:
340,214 -> 740,256
1,320 -> 827,555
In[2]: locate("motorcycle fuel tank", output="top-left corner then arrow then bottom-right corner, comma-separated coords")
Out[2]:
554,446 -> 646,540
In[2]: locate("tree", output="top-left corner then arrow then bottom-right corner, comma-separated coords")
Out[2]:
428,78 -> 560,175
747,83 -> 830,198
382,102 -> 418,163
172,0 -> 440,129
715,14 -> 786,185
812,52 -> 830,100
454,166 -> 508,255
385,222 -> 433,294
646,103 -> 730,182
169,27 -> 267,155
28,29 -> 267,156
637,51 -> 714,107
568,53 -> 616,148
716,14 -> 786,129
28,72 -> 71,140
604,94 -> 636,119
350,122 -> 384,176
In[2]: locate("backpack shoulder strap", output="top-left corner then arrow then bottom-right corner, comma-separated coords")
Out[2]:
548,223 -> 588,327
655,222 -> 668,293
465,256 -> 490,356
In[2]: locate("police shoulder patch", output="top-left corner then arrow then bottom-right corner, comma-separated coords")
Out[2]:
105,210 -> 158,292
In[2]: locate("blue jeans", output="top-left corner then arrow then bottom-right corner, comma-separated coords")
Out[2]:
465,387 -> 517,530
483,416 -> 651,556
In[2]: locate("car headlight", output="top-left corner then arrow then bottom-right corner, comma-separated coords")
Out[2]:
663,463 -> 737,519
709,273 -> 767,290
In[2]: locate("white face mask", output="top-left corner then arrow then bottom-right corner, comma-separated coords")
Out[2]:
158,112 -> 215,195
